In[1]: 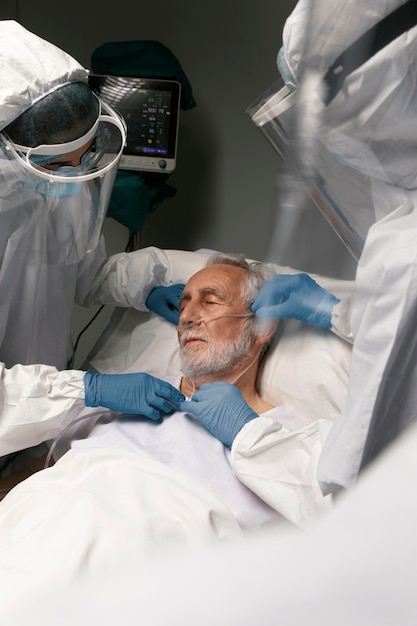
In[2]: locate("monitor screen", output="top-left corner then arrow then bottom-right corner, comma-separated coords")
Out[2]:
89,74 -> 181,173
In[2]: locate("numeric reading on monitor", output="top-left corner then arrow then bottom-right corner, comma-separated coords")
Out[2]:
89,74 -> 181,173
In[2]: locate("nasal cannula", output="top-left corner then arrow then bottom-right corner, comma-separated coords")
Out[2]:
176,312 -> 254,332
44,409 -> 105,469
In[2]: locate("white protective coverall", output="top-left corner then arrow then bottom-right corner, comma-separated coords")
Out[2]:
273,0 -> 417,492
0,22 -> 183,456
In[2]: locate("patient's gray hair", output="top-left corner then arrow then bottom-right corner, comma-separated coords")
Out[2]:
205,252 -> 274,309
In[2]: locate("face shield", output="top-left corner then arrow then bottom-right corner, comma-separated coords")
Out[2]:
248,0 -> 417,262
0,96 -> 126,266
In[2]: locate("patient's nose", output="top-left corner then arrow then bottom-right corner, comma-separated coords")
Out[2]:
178,301 -> 202,328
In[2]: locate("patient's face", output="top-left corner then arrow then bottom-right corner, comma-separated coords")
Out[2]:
178,264 -> 256,379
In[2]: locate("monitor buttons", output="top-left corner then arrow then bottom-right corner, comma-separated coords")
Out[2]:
158,159 -> 167,169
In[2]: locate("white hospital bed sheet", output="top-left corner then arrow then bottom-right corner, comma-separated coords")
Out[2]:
0,446 -> 243,612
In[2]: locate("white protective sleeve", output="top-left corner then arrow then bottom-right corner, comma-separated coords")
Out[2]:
231,408 -> 334,528
319,198 -> 417,492
0,364 -> 86,456
79,246 -> 174,309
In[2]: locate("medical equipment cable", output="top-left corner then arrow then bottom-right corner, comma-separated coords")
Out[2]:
69,306 -> 105,368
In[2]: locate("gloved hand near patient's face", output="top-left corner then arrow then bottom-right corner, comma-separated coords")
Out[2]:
84,371 -> 184,419
145,284 -> 185,325
180,382 -> 258,448
251,273 -> 340,330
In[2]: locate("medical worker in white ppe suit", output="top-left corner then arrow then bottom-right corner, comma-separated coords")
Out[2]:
251,0 -> 417,495
0,21 -> 185,458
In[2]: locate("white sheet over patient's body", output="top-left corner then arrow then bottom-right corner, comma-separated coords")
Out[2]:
72,375 -> 284,531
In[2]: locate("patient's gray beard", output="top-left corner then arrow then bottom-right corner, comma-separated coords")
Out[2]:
180,324 -> 255,381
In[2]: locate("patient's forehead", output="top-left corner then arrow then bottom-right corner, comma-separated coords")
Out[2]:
184,263 -> 247,301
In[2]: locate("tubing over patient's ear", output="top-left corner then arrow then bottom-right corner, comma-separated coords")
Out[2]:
253,316 -> 279,338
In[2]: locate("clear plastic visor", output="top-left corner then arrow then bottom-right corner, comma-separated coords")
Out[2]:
248,80 -> 368,261
1,98 -> 126,183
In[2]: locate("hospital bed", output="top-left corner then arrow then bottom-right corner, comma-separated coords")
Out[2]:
0,248 -> 353,611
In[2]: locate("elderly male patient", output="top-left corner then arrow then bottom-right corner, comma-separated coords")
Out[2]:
70,253 -> 331,530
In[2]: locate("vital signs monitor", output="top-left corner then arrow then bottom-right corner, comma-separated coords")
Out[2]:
89,74 -> 181,173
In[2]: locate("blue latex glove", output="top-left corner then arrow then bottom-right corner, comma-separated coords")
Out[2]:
84,371 -> 185,420
251,273 -> 340,330
179,382 -> 258,448
145,283 -> 185,325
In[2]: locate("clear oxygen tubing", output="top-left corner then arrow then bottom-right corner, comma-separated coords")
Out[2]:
177,313 -> 264,399
44,409 -> 106,469
176,313 -> 254,333
0,411 -> 103,499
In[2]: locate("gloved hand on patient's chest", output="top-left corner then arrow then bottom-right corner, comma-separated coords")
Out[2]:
179,382 -> 258,448
145,283 -> 185,325
84,371 -> 185,419
251,273 -> 340,330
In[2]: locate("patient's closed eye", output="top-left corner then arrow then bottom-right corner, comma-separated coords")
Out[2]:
201,289 -> 228,306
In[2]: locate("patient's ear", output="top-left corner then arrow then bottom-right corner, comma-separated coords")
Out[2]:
253,318 -> 279,348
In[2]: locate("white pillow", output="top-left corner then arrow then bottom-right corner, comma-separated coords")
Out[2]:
87,250 -> 352,423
